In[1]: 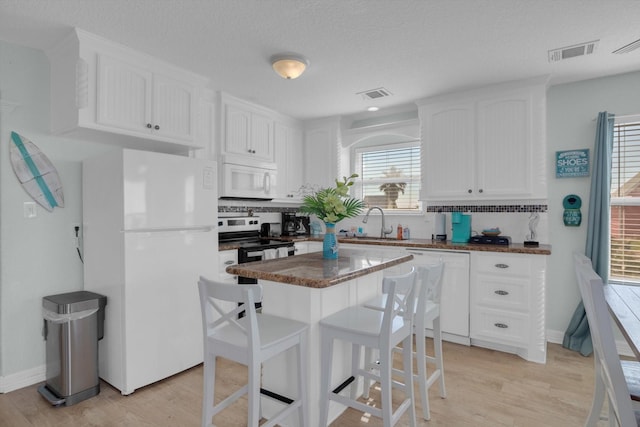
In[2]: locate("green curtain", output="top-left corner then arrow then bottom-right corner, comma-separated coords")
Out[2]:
563,111 -> 614,356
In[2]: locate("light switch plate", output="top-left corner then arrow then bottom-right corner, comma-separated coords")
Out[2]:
24,201 -> 37,218
203,166 -> 215,189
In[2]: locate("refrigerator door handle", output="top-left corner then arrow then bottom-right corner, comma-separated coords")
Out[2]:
122,226 -> 216,233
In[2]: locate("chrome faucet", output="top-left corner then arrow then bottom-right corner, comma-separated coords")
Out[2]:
362,206 -> 393,238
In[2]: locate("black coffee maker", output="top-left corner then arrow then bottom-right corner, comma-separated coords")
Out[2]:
281,212 -> 310,236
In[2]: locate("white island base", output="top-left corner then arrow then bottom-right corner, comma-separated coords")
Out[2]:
259,271 -> 383,427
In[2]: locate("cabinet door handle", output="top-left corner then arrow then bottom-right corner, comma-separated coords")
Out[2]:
224,260 -> 234,265
479,188 -> 483,193
468,189 -> 472,193
146,123 -> 152,129
495,290 -> 509,296
495,263 -> 509,269
494,323 -> 509,329
154,125 -> 160,130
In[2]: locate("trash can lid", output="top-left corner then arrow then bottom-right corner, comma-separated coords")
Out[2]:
43,290 -> 107,314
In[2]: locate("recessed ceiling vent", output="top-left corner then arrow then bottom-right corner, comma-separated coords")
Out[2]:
613,38 -> 640,54
357,87 -> 393,100
548,40 -> 599,62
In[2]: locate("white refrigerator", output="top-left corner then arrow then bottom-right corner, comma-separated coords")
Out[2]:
83,148 -> 217,395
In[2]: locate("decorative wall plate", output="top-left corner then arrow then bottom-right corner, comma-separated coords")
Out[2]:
10,131 -> 64,212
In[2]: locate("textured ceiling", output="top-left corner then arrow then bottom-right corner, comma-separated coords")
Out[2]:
1,0 -> 639,120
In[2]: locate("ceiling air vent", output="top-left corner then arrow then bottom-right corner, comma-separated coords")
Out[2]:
357,87 -> 393,100
613,38 -> 640,54
548,40 -> 599,62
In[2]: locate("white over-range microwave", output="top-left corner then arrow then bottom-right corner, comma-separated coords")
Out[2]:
220,162 -> 277,200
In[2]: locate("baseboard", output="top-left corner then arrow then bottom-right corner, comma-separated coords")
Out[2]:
0,331 -> 632,394
0,364 -> 45,393
546,328 -> 634,358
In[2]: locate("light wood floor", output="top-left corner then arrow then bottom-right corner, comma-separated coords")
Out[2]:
0,342 -> 612,426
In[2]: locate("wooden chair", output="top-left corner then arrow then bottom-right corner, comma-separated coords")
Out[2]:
573,255 -> 640,426
197,277 -> 308,427
318,268 -> 418,427
363,262 -> 446,420
574,253 -> 640,426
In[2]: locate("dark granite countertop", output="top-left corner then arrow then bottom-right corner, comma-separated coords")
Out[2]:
226,249 -> 413,289
220,235 -> 551,255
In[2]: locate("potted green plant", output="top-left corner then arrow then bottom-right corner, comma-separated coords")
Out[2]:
299,174 -> 365,259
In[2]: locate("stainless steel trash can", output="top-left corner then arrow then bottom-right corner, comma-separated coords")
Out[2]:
38,291 -> 107,406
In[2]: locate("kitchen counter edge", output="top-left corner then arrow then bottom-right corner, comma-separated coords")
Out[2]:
226,250 -> 413,289
220,236 -> 551,255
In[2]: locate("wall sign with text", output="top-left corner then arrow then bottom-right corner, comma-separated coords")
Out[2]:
556,149 -> 590,178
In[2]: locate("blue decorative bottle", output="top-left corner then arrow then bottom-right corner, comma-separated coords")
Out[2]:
323,223 -> 339,259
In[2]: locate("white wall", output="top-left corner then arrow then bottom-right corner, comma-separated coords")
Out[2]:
546,70 -> 640,336
1,38 -> 639,392
0,42 -> 111,391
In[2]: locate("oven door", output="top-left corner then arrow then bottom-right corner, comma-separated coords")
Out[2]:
236,243 -> 294,316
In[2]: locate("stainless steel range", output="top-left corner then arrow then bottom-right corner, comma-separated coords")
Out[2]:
218,216 -> 295,312
218,216 -> 295,264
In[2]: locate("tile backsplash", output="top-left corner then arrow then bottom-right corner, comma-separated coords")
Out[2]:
425,204 -> 548,213
218,203 -> 550,244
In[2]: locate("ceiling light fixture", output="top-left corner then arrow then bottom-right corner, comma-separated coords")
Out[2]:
367,106 -> 379,112
270,54 -> 309,80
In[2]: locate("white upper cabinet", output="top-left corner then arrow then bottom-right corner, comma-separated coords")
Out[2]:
151,73 -> 197,142
303,118 -> 340,190
274,121 -> 304,201
221,94 -> 275,164
421,101 -> 476,199
96,55 -> 197,143
418,78 -> 547,201
47,28 -> 207,153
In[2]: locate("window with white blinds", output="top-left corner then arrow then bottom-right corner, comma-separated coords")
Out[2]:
610,120 -> 640,282
354,142 -> 421,211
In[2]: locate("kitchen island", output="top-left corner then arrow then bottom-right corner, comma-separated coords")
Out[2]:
226,248 -> 413,427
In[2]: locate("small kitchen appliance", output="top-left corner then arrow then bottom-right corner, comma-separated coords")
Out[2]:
451,212 -> 471,243
281,212 -> 311,236
470,235 -> 511,246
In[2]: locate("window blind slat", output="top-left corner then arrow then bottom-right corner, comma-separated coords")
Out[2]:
611,121 -> 640,281
357,144 -> 420,210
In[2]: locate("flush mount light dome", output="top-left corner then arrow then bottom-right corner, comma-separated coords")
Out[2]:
270,54 -> 309,79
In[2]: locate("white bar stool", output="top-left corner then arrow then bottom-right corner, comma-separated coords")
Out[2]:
363,262 -> 446,420
197,277 -> 309,427
318,268 -> 417,427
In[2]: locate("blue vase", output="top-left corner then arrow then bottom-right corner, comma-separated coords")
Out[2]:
323,222 -> 339,259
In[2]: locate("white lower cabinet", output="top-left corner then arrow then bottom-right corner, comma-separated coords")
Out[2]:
396,249 -> 470,344
342,244 -> 470,344
294,241 -> 323,255
470,252 -> 547,363
294,242 -> 308,255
